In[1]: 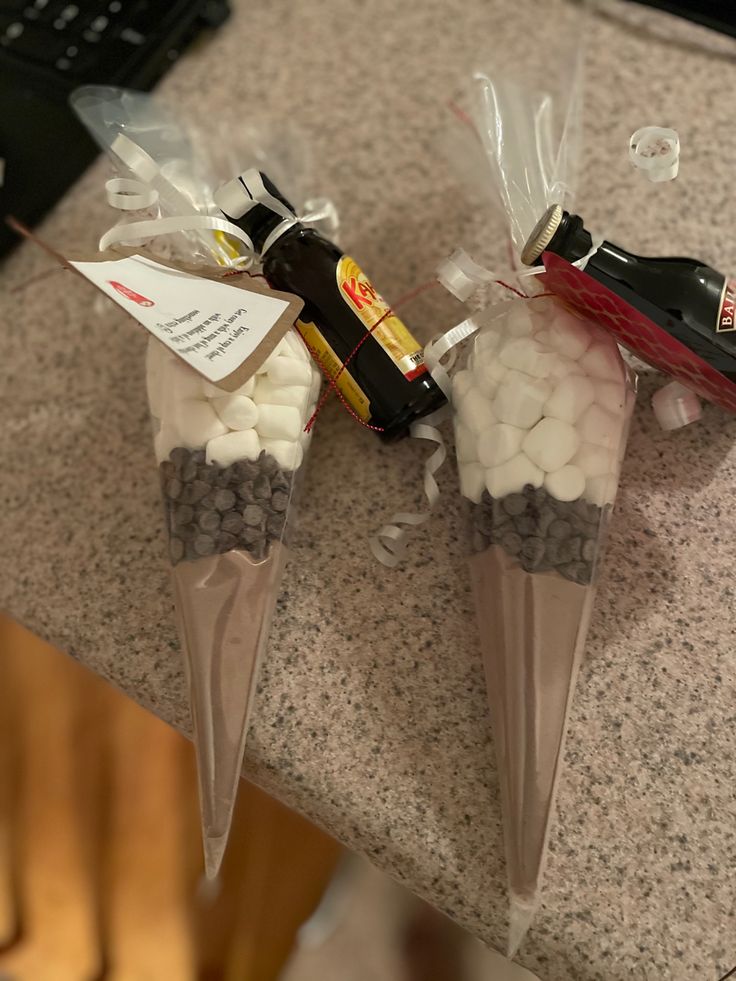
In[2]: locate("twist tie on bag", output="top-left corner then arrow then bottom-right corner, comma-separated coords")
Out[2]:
629,126 -> 680,182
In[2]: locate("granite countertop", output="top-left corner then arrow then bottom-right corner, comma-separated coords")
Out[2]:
1,1 -> 735,977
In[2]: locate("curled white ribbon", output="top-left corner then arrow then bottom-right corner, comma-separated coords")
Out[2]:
369,316 -> 484,568
99,212 -> 257,259
105,177 -> 158,211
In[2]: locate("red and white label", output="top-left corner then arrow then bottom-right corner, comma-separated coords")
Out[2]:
108,280 -> 155,306
716,278 -> 736,333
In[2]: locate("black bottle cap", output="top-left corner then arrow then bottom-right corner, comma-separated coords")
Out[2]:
214,170 -> 298,253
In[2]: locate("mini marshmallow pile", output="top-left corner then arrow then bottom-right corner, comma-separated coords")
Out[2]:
147,331 -> 322,472
454,297 -> 632,507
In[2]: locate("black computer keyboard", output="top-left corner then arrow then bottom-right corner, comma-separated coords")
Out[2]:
0,0 -> 230,255
0,0 -> 227,84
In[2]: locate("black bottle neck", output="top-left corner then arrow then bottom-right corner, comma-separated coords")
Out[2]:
543,211 -> 593,265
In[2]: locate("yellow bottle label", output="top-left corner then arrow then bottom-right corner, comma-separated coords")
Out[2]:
336,256 -> 427,381
296,319 -> 372,422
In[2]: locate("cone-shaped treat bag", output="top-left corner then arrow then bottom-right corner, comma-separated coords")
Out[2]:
436,9 -> 643,949
147,332 -> 320,877
71,87 -> 328,876
453,294 -> 634,951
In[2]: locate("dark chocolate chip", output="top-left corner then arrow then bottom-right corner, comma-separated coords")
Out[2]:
254,474 -> 272,500
165,478 -> 183,501
242,526 -> 265,545
169,447 -> 189,470
548,519 -> 572,540
514,515 -> 539,537
474,509 -> 494,536
188,480 -> 212,504
198,511 -> 221,534
243,504 -> 265,527
216,531 -> 238,553
271,490 -> 289,513
235,460 -> 260,481
500,531 -> 522,556
173,504 -> 194,527
258,450 -> 279,475
221,512 -> 244,535
567,536 -> 583,561
520,536 -> 546,570
267,512 -> 286,537
177,523 -> 198,543
271,470 -> 290,492
193,534 -> 216,557
191,449 -> 206,465
502,493 -> 528,517
213,489 -> 237,512
181,458 -> 198,483
582,539 -> 597,563
237,481 -> 257,503
558,561 -> 591,585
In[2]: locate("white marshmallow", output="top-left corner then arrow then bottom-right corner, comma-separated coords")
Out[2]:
162,356 -> 206,402
544,465 -> 586,502
266,356 -> 313,387
255,404 -> 303,441
522,417 -> 580,472
486,453 -> 544,498
212,395 -> 259,431
172,399 -> 228,448
203,376 -> 256,399
547,355 -> 583,382
261,437 -> 303,471
544,313 -> 592,361
477,423 -> 525,468
475,329 -> 502,356
571,442 -> 610,479
586,473 -> 618,507
206,429 -> 261,466
253,378 -> 309,414
544,374 -> 596,424
457,386 -> 496,435
154,425 -> 177,464
283,330 -> 311,362
577,403 -> 621,449
458,462 -> 486,503
595,379 -> 626,414
473,356 -> 507,399
308,365 -> 322,404
452,369 -> 474,402
504,304 -> 534,337
145,340 -> 165,419
579,340 -> 624,381
454,422 -> 478,463
493,372 -> 551,429
499,337 -> 556,378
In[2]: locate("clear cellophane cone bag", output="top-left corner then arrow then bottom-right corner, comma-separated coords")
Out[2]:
452,294 -> 635,953
147,334 -> 320,877
71,87 -> 327,878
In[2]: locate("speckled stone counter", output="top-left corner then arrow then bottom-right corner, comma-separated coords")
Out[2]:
1,1 -> 735,978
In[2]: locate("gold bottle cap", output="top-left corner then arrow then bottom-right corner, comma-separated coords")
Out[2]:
521,204 -> 563,266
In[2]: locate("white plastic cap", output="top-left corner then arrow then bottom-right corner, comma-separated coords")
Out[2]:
629,127 -> 680,183
110,132 -> 160,183
213,174 -> 258,220
651,380 -> 701,430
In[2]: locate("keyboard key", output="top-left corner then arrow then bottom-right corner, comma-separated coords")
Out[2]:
0,19 -> 65,59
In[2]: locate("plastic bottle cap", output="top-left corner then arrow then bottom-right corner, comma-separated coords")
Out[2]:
213,175 -> 257,220
110,133 -> 159,183
651,380 -> 701,430
629,127 -> 679,183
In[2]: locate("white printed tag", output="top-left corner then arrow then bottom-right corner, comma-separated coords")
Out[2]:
70,254 -> 302,384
